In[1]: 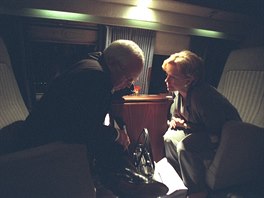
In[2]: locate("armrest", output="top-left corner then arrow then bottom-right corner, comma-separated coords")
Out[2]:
206,121 -> 264,190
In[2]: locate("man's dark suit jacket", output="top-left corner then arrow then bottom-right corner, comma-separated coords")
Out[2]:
24,55 -> 119,157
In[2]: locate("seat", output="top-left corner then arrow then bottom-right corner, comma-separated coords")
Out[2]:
206,46 -> 264,190
0,36 -> 96,198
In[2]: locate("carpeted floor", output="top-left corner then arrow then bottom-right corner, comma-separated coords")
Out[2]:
209,180 -> 264,198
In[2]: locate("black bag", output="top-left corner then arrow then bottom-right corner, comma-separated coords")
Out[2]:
131,128 -> 155,179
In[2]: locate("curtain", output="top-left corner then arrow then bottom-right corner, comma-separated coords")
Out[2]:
105,26 -> 156,94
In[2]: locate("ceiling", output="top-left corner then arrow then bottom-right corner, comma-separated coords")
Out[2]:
175,0 -> 264,21
0,0 -> 262,40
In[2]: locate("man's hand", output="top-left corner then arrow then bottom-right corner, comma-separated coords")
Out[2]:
116,129 -> 131,150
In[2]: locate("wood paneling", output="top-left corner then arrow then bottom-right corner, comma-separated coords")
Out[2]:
27,25 -> 97,44
111,95 -> 172,162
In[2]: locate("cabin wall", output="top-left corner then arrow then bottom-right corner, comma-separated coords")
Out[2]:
154,32 -> 190,55
0,13 -> 263,110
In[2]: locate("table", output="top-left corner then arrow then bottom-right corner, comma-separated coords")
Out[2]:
111,94 -> 173,162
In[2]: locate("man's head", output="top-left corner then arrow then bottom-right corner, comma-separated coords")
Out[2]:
103,40 -> 144,91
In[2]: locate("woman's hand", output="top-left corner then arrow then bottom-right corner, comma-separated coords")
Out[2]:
168,117 -> 188,129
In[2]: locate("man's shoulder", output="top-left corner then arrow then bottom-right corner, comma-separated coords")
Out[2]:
74,59 -> 103,72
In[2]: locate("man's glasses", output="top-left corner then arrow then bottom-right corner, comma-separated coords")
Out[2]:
119,64 -> 139,86
123,73 -> 136,85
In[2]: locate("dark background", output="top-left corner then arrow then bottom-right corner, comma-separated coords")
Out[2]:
175,0 -> 264,21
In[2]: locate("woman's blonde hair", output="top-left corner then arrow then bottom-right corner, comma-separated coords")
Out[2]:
162,50 -> 205,81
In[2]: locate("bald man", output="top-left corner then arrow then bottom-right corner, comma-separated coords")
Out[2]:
1,40 -> 168,197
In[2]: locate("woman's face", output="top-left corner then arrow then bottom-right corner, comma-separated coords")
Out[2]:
164,64 -> 190,92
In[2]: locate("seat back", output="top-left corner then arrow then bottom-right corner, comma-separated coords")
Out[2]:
217,46 -> 264,127
206,47 -> 264,190
0,36 -> 96,198
0,37 -> 29,129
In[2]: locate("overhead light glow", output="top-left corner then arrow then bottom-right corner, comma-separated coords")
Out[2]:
126,0 -> 155,22
137,0 -> 152,8
21,8 -> 93,22
191,28 -> 226,39
125,19 -> 160,30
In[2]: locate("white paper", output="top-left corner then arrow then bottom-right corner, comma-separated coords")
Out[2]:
153,158 -> 187,196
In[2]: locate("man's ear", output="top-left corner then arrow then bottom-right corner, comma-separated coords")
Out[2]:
108,59 -> 121,72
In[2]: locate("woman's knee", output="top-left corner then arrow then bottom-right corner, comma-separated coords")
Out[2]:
164,137 -> 176,153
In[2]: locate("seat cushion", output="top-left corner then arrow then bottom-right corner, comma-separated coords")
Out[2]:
0,142 -> 96,198
206,121 -> 264,189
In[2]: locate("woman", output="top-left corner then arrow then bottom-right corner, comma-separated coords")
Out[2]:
162,50 -> 241,198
